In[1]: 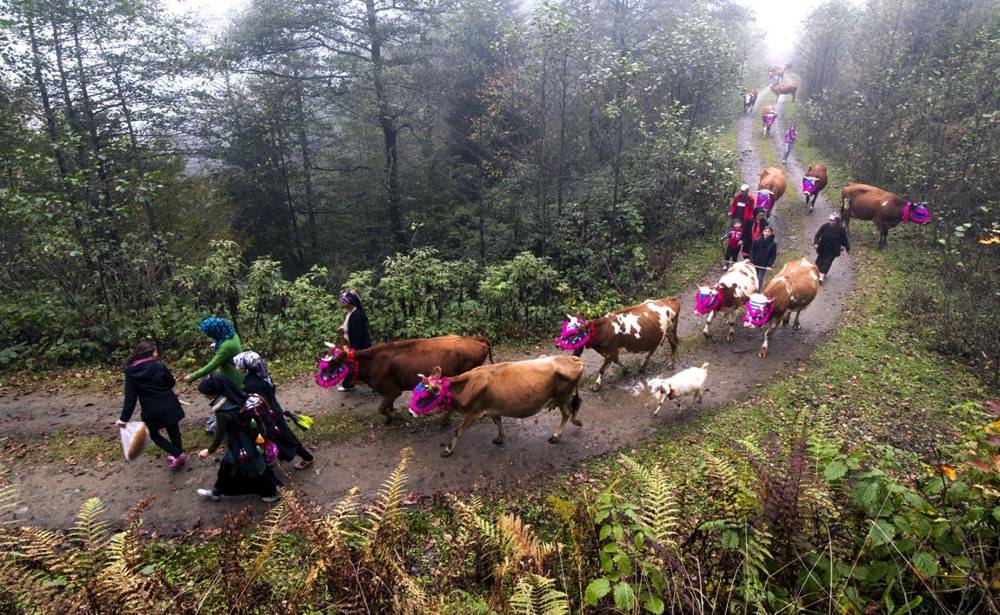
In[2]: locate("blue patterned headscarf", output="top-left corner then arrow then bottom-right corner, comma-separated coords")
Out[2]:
198,317 -> 236,343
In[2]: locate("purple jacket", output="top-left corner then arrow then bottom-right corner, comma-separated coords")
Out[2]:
783,127 -> 798,144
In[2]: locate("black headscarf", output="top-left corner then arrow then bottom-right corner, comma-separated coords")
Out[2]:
339,290 -> 372,350
198,374 -> 247,408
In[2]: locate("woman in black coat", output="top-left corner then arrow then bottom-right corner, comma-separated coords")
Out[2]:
337,290 -> 372,391
814,214 -> 851,283
234,351 -> 314,470
749,227 -> 778,290
116,341 -> 187,469
195,375 -> 282,502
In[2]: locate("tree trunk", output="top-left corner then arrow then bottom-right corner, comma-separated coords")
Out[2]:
293,77 -> 318,254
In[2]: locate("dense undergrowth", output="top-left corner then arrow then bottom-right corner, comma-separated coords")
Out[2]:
2,226 -> 995,614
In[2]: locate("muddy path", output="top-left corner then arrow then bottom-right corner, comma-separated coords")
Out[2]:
3,85 -> 853,532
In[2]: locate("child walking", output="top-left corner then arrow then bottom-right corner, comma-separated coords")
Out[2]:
117,341 -> 187,469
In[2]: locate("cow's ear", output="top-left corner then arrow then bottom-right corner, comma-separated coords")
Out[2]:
432,366 -> 442,378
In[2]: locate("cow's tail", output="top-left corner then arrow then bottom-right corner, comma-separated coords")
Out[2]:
570,386 -> 582,416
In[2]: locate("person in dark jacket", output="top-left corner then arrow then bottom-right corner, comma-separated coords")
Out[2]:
234,351 -> 314,470
814,213 -> 851,283
749,227 -> 778,290
729,184 -> 757,256
116,341 -> 187,469
195,375 -> 281,503
337,290 -> 372,391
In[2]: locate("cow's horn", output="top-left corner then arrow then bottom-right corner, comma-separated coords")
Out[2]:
566,314 -> 574,321
323,341 -> 336,349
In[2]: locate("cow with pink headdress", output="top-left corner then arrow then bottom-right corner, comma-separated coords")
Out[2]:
743,257 -> 820,358
695,260 -> 758,342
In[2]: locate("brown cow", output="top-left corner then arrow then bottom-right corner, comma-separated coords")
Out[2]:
743,90 -> 757,113
757,166 -> 786,218
841,183 -> 928,248
761,105 -> 778,136
743,258 -> 820,358
559,298 -> 680,390
770,82 -> 798,102
417,355 -> 584,457
697,260 -> 758,342
802,164 -> 828,213
320,335 -> 492,421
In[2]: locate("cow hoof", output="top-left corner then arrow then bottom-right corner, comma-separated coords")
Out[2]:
492,437 -> 504,446
548,435 -> 560,444
440,447 -> 454,457
758,350 -> 767,359
571,417 -> 583,427
794,322 -> 801,331
702,330 -> 712,339
591,382 -> 602,392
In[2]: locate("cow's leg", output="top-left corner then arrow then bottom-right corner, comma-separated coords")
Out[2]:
758,322 -> 777,358
441,412 -> 480,457
439,407 -> 454,429
570,386 -> 583,426
491,415 -> 505,446
612,351 -> 628,375
593,354 -> 614,391
549,402 -> 572,443
793,309 -> 804,331
639,348 -> 655,372
377,395 -> 398,424
878,224 -> 889,248
666,329 -> 679,369
702,311 -> 715,338
726,311 -> 737,342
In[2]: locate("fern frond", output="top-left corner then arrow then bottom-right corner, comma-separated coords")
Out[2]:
69,497 -> 110,553
361,447 -> 412,549
509,574 -> 570,615
619,454 -> 679,546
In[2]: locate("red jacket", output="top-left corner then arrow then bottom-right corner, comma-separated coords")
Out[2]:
729,192 -> 756,224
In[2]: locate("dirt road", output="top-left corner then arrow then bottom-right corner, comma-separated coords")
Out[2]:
2,87 -> 853,532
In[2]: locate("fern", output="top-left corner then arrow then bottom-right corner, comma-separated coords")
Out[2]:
509,575 -> 570,615
360,446 -> 412,549
619,454 -> 679,546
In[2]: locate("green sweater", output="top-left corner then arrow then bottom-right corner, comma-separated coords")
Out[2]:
187,335 -> 245,387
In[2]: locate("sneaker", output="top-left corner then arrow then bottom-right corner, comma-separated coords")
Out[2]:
169,453 -> 188,469
261,494 -> 281,503
197,488 -> 220,502
292,458 -> 313,470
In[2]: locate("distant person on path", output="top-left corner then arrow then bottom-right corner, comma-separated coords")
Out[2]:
781,122 -> 798,164
196,375 -> 281,503
336,290 -> 372,392
814,213 -> 851,284
235,351 -> 314,470
749,226 -> 778,290
116,341 -> 187,469
185,317 -> 244,388
729,184 -> 757,257
721,220 -> 744,270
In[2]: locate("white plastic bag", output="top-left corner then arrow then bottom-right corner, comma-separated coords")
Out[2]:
120,421 -> 150,461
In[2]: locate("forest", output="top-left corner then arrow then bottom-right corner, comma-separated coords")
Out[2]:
1,0 -> 1000,613
1,0 -> 744,367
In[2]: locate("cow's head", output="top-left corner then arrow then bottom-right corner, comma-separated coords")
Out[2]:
902,202 -> 931,225
802,176 -> 819,194
410,366 -> 451,416
757,190 -> 773,212
694,285 -> 724,315
314,343 -> 357,388
743,293 -> 775,328
554,314 -> 593,351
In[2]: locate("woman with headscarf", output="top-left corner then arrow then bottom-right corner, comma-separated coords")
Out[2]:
185,317 -> 244,387
234,351 -> 314,470
336,290 -> 372,392
195,375 -> 281,502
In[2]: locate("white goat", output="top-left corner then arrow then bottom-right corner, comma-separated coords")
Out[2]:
647,363 -> 709,417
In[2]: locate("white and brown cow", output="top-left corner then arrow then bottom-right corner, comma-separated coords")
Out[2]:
743,257 -> 820,358
560,297 -> 680,390
416,355 -> 585,457
697,260 -> 758,341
